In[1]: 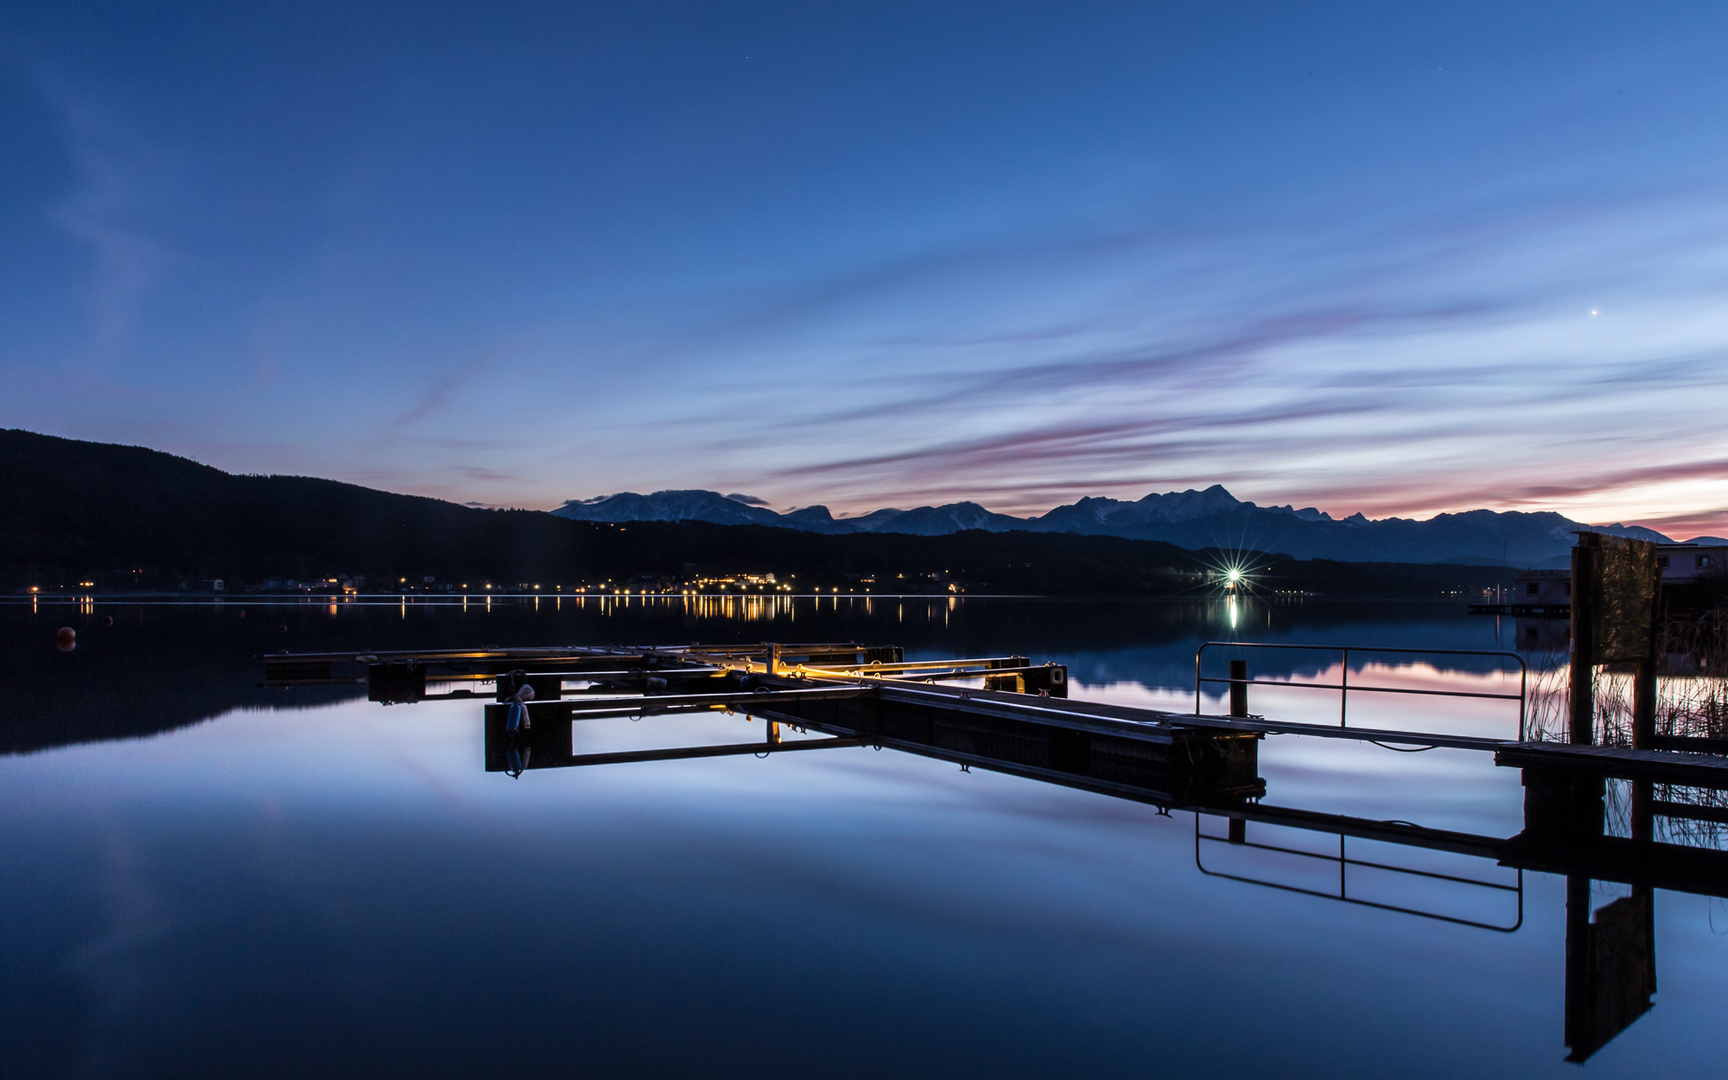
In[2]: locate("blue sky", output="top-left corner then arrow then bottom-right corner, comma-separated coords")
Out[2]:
4,2 -> 1728,535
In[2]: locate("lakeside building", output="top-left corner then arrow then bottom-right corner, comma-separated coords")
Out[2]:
1496,542 -> 1726,629
1514,543 -> 1722,605
1516,568 -> 1571,607
1654,543 -> 1721,582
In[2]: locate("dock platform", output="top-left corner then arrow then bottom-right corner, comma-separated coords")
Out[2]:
261,639 -> 1728,791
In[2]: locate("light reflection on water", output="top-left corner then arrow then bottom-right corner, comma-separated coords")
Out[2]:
0,598 -> 1724,1078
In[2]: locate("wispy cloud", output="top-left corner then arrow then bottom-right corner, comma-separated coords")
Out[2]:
631,187 -> 1728,533
37,72 -> 174,369
366,356 -> 498,446
9,16 -> 1728,535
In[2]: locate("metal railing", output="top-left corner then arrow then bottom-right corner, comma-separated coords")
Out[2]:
1195,641 -> 1529,738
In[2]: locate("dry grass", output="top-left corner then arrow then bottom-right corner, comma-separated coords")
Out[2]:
1522,603 -> 1728,849
1525,604 -> 1728,746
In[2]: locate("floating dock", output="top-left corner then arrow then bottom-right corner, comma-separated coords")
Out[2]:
262,639 -> 1728,793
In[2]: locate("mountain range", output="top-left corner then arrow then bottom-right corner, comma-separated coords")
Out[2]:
554,487 -> 1724,568
3,423 -> 1715,583
0,429 -> 1518,599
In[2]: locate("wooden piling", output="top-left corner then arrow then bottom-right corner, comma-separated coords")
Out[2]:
1573,531 -> 1664,748
1229,659 -> 1249,718
1570,541 -> 1598,745
1632,657 -> 1657,750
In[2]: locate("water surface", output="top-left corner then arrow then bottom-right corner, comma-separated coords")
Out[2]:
3,597 -> 1722,1078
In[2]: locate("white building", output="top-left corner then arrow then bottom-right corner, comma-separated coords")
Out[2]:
1655,543 -> 1722,583
1513,543 -> 1722,605
1515,568 -> 1571,606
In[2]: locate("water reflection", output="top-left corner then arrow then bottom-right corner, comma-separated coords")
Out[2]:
479,687 -> 1723,1064
4,598 -> 1726,1076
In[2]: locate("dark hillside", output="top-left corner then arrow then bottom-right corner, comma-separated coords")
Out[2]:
0,429 -> 1513,597
0,429 -> 590,588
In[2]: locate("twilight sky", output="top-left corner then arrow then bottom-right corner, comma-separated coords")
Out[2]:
4,2 -> 1728,535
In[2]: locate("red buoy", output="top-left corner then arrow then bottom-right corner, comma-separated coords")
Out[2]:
56,627 -> 76,651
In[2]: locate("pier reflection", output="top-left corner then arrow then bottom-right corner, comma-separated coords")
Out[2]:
483,700 -> 1728,1064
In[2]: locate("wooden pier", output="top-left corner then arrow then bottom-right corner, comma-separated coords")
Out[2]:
262,637 -> 1728,793
1467,602 -> 1569,617
266,641 -> 1264,803
260,637 -> 1728,954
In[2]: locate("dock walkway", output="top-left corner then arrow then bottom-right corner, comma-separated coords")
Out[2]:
261,640 -> 1728,791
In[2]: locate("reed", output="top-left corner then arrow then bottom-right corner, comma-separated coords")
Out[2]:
1520,599 -> 1728,849
1524,601 -> 1728,746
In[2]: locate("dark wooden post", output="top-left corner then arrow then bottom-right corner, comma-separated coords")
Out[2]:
1563,873 -> 1593,1060
1634,532 -> 1661,750
1564,875 -> 1658,1062
1632,657 -> 1657,750
1572,530 -> 1662,748
1631,780 -> 1653,844
1229,659 -> 1248,718
1570,541 -> 1598,745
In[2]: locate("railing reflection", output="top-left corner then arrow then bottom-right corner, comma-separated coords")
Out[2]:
1194,815 -> 1524,932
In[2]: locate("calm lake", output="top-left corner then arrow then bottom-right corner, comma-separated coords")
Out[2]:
3,596 -> 1723,1078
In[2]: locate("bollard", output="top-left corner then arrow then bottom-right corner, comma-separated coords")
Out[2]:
1229,659 -> 1249,718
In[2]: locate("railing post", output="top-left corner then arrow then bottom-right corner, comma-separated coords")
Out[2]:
1519,660 -> 1529,742
1194,643 -> 1210,715
1229,659 -> 1248,718
1340,647 -> 1349,728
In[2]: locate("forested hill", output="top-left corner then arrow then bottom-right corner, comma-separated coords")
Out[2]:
0,429 -> 1512,597
0,428 -> 585,590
